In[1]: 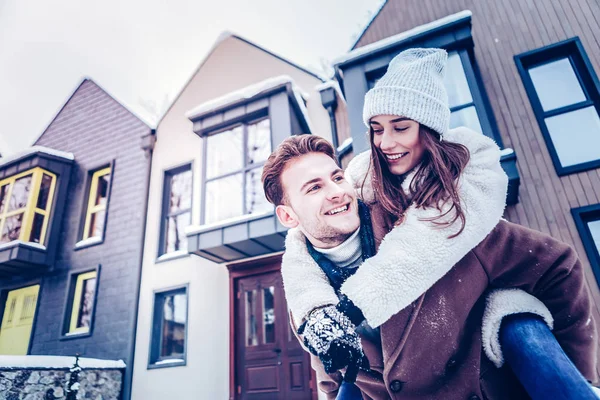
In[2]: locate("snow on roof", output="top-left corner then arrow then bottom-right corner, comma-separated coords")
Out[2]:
337,137 -> 353,154
0,145 -> 74,169
290,84 -> 315,134
315,80 -> 346,105
186,76 -> 294,120
185,75 -> 314,133
0,355 -> 125,369
333,10 -> 472,66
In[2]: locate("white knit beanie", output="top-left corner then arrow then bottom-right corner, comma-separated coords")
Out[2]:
362,48 -> 450,137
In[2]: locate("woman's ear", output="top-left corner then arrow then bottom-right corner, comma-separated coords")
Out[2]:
276,205 -> 299,229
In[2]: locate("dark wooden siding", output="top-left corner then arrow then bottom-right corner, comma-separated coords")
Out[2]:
353,0 -> 600,371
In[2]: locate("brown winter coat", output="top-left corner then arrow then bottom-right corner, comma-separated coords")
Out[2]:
304,209 -> 598,400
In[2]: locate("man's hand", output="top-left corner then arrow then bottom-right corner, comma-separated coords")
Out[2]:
297,305 -> 369,383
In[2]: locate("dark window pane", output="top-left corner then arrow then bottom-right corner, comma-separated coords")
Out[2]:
8,175 -> 32,211
450,106 -> 483,134
1,213 -> 24,243
95,173 -> 110,207
88,210 -> 106,239
262,286 -> 275,344
205,174 -> 243,224
36,174 -> 53,210
529,58 -> 587,112
544,106 -> 600,167
206,126 -> 243,179
161,292 -> 187,358
76,277 -> 96,329
247,119 -> 271,165
0,184 -> 8,214
245,167 -> 272,215
165,212 -> 191,253
245,290 -> 258,347
169,170 -> 192,214
29,213 -> 45,244
444,52 -> 473,108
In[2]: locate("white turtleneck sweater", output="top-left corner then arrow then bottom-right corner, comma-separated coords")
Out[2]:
313,227 -> 362,269
313,227 -> 381,345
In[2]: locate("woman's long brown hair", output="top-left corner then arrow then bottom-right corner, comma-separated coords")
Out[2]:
364,125 -> 470,238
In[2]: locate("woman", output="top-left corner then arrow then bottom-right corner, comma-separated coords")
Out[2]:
282,48 -> 597,399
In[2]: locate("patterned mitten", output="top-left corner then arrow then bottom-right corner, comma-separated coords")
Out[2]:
297,305 -> 369,383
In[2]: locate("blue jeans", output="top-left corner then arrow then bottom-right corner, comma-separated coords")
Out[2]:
336,381 -> 363,400
336,314 -> 598,400
501,313 -> 598,399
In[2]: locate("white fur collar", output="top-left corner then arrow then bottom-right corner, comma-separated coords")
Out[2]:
282,126 -> 508,328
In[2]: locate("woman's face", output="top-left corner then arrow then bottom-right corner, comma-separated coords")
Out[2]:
370,115 -> 425,176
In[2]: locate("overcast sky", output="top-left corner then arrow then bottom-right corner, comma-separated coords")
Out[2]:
0,0 -> 384,156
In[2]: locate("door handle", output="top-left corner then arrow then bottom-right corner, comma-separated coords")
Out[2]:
274,348 -> 282,365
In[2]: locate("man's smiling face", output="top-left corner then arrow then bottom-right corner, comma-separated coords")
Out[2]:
275,152 -> 360,249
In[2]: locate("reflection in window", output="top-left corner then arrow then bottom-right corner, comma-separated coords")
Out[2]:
0,168 -> 57,246
529,58 -> 586,112
161,166 -> 192,255
544,106 -> 600,167
206,126 -> 243,179
160,292 -> 187,358
83,167 -> 111,241
445,52 -> 482,134
150,287 -> 188,365
246,167 -> 272,215
205,174 -> 243,224
204,119 -> 273,224
68,270 -> 97,335
516,39 -> 600,173
262,286 -> 275,344
246,290 -> 258,347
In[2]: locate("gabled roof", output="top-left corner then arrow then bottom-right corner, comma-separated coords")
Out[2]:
156,31 -> 326,126
32,78 -> 153,147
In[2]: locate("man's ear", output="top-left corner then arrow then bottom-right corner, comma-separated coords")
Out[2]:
276,204 -> 299,229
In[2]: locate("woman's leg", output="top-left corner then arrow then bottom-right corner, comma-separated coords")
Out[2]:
500,313 -> 598,399
336,382 -> 363,400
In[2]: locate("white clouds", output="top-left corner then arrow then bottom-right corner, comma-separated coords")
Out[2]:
0,0 -> 383,155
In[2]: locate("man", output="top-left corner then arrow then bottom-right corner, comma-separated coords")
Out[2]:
261,134 -> 598,399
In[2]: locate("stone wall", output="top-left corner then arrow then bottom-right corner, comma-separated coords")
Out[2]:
0,368 -> 123,400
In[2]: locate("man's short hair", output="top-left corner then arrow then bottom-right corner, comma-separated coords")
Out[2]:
261,135 -> 337,206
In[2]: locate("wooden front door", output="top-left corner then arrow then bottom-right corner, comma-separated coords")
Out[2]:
235,270 -> 314,399
0,284 -> 40,355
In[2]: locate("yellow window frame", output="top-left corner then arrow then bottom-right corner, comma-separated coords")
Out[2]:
82,167 -> 111,241
0,167 -> 57,246
69,270 -> 97,334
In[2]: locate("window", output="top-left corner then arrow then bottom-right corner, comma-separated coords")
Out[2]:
65,270 -> 98,336
572,205 -> 600,285
516,37 -> 600,175
367,51 -> 485,135
82,167 -> 111,242
149,286 -> 188,368
159,165 -> 192,257
0,167 -> 57,246
203,118 -> 272,224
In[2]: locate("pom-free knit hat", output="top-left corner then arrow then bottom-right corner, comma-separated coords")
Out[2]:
363,48 -> 450,137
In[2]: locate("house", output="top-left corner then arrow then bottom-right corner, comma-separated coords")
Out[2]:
130,33 -> 332,399
0,78 -> 154,400
332,0 -> 600,379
